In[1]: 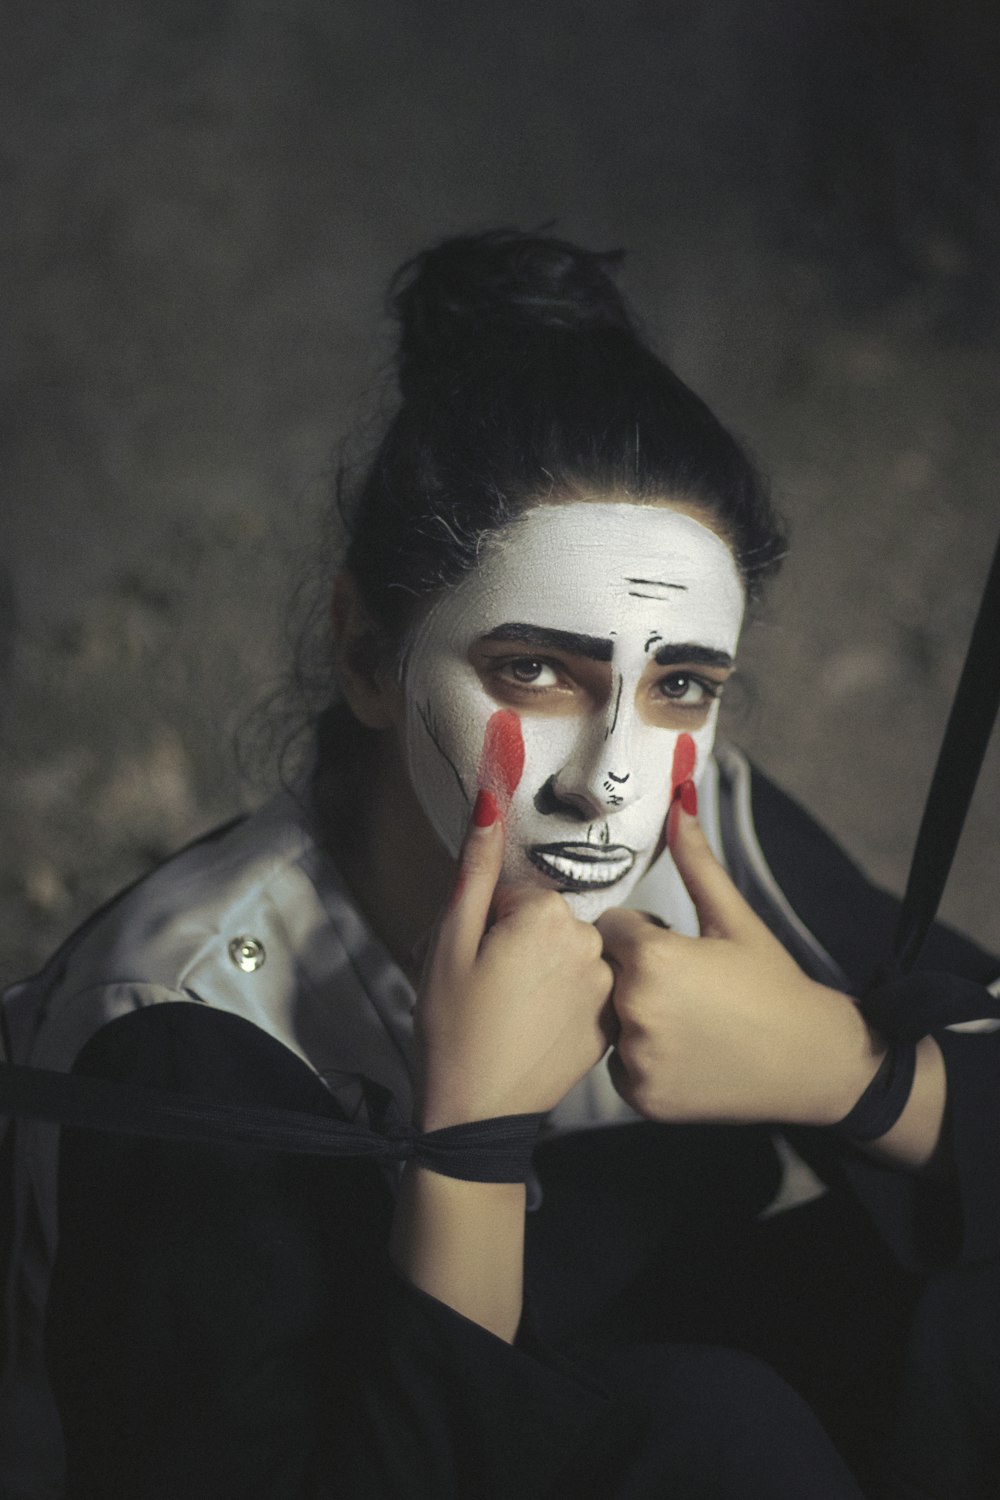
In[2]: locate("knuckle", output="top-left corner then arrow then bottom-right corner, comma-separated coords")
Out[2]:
583,954 -> 613,993
596,957 -> 616,995
612,938 -> 651,986
584,923 -> 606,961
539,889 -> 572,922
617,985 -> 661,1031
634,933 -> 669,978
514,888 -> 564,925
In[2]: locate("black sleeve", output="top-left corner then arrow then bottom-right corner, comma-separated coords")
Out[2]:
747,766 -> 1000,1272
46,1004 -> 611,1500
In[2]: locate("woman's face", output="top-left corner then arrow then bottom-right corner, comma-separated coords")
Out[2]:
401,501 -> 745,920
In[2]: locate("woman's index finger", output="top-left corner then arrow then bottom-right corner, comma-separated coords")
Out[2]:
437,790 -> 506,968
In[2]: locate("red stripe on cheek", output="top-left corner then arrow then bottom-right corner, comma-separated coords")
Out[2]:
668,738 -> 701,858
478,709 -> 525,810
670,732 -> 697,796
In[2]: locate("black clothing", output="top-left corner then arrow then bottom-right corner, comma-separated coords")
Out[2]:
6,755 -> 999,1497
50,1004 -> 869,1500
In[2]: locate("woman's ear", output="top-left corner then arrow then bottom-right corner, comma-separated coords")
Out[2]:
330,574 -> 398,730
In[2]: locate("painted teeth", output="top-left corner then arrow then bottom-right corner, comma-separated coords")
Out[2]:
530,849 -> 634,888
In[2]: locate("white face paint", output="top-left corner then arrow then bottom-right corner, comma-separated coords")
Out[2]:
402,502 -> 745,920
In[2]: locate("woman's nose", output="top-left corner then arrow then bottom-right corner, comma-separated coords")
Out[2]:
550,692 -> 642,819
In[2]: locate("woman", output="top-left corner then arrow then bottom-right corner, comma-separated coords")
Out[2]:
2,230 -> 998,1499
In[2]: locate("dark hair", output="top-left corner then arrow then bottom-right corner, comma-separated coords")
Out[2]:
342,228 -> 784,658
309,229 -> 785,807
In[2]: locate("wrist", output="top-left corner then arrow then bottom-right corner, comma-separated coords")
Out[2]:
415,1085 -> 488,1134
860,1035 -> 949,1172
396,1160 -> 528,1211
833,1038 -> 918,1142
800,984 -> 889,1127
415,1070 -> 520,1133
390,1166 -> 527,1342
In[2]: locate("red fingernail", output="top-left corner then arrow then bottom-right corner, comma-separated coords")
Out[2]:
472,788 -> 499,827
679,779 -> 698,816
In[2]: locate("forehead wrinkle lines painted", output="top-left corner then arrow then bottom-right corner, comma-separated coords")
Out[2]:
626,577 -> 688,592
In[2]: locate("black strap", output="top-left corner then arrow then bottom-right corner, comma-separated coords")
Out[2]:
837,532 -> 1000,1136
0,1060 -> 544,1183
881,529 -> 1000,981
834,1040 -> 918,1142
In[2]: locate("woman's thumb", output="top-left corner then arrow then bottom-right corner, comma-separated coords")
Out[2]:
668,781 -> 759,941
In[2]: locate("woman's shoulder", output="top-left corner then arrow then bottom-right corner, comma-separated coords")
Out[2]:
713,741 -> 998,993
2,793 -> 333,1070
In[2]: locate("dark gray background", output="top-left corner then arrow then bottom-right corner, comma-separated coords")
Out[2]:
2,0 -> 998,988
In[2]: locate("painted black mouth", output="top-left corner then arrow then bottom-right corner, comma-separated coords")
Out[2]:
527,842 -> 636,892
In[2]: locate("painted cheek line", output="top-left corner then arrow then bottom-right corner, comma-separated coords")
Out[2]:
478,709 -> 525,812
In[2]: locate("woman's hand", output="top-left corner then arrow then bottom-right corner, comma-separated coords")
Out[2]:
596,795 -> 887,1128
395,789 -> 615,1340
415,790 -> 616,1131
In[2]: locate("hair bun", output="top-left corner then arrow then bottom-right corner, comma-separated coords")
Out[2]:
391,229 -> 633,397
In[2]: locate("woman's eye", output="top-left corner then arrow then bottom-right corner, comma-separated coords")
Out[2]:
500,658 -> 560,688
657,673 -> 716,706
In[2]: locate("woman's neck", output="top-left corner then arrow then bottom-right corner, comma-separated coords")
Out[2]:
328,738 -> 455,982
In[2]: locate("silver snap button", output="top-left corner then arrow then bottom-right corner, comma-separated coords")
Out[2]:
228,935 -> 266,972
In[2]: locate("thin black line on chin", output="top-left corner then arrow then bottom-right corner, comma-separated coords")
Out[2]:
416,700 -> 470,806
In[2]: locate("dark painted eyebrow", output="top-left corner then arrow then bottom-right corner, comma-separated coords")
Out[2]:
480,623 -> 614,662
652,643 -> 734,669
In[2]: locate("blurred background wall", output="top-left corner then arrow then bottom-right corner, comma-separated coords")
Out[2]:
2,0 -> 998,987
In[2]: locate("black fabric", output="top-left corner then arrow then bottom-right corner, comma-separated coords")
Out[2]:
861,971 -> 1000,1042
0,1054 -> 545,1182
835,1041 -> 918,1142
743,767 -> 1000,996
28,766 -> 1000,1497
0,1119 -> 13,1376
888,1259 -> 1000,1500
45,1000 -> 1000,1499
47,1004 -> 867,1500
746,763 -> 1000,1276
46,1004 -> 607,1500
546,1344 -> 865,1499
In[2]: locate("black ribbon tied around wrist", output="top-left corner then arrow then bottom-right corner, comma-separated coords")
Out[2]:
0,1060 -> 544,1184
